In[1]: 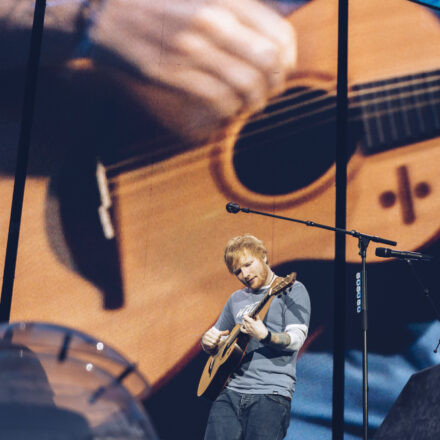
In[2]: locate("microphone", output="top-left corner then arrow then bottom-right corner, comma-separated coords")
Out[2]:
375,247 -> 432,261
226,202 -> 242,213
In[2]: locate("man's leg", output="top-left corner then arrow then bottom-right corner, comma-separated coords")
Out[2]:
204,389 -> 242,440
243,394 -> 291,440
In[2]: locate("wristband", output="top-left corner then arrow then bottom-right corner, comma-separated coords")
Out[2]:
260,330 -> 271,344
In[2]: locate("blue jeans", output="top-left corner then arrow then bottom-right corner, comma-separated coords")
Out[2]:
204,388 -> 291,440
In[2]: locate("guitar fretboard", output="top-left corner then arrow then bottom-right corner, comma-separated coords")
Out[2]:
352,69 -> 440,155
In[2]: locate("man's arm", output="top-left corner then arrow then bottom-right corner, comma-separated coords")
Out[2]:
241,281 -> 310,351
262,323 -> 308,350
277,281 -> 311,351
90,0 -> 297,141
241,315 -> 295,350
1,0 -> 297,143
241,315 -> 308,351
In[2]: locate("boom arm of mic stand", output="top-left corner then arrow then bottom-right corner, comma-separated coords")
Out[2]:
230,204 -> 397,247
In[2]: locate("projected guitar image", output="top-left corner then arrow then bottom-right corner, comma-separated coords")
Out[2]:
0,0 -> 438,389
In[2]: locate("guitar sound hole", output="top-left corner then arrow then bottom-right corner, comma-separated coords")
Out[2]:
233,87 -> 355,196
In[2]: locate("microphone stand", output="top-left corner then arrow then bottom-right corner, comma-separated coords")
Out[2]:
226,203 -> 397,439
0,0 -> 47,323
403,259 -> 440,353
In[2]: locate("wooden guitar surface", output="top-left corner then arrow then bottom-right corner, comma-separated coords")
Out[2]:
197,323 -> 248,401
3,0 -> 440,388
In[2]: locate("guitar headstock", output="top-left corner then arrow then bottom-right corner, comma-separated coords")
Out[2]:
269,272 -> 297,297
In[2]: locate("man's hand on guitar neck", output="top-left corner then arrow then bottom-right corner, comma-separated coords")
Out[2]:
241,315 -> 292,349
91,0 -> 297,142
201,327 -> 230,354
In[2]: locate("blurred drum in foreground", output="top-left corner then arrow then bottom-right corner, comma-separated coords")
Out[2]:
0,321 -> 159,439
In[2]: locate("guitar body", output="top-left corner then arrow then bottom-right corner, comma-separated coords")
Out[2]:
197,326 -> 249,401
3,0 -> 440,388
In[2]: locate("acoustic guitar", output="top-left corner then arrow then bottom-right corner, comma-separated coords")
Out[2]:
197,273 -> 296,400
1,0 -> 439,388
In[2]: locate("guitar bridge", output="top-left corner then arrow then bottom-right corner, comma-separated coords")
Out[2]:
96,160 -> 115,239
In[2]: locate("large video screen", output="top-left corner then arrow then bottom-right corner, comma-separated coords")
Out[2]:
1,0 -> 439,438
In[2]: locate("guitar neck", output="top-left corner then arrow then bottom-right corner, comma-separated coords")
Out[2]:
351,68 -> 440,155
249,273 -> 296,318
249,291 -> 273,319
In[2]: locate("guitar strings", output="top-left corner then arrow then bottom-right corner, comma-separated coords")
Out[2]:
116,71 -> 440,168
104,71 -> 440,178
104,71 -> 440,174
105,75 -> 440,188
104,86 -> 315,173
106,81 -> 438,175
106,99 -> 440,198
106,95 -> 440,194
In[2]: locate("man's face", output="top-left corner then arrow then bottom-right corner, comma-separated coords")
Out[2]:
233,251 -> 272,291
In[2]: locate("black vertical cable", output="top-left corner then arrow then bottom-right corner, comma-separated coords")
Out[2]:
0,0 -> 47,323
332,0 -> 349,439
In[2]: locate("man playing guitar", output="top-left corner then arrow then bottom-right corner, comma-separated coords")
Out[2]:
201,234 -> 310,440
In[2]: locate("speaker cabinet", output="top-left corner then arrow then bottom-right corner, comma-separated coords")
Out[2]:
373,364 -> 440,440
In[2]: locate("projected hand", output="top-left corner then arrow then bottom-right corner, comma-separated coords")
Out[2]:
91,0 -> 297,141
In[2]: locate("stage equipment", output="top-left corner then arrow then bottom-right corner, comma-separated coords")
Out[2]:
373,364 -> 440,439
0,321 -> 158,439
375,247 -> 432,261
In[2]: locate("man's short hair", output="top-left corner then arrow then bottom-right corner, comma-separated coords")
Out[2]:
224,234 -> 267,273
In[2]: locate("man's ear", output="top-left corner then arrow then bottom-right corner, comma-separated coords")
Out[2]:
263,254 -> 268,263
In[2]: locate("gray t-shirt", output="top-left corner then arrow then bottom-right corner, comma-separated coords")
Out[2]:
214,280 -> 310,398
